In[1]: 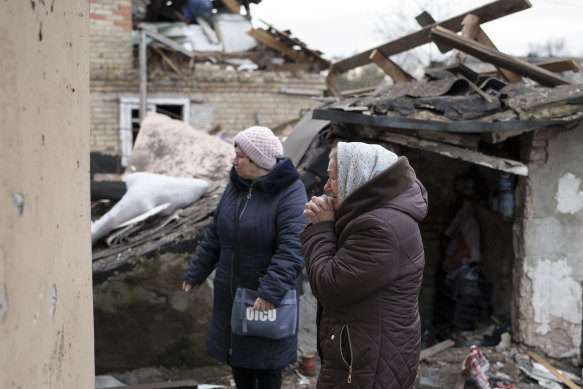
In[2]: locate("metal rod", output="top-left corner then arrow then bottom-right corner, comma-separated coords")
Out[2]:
139,29 -> 147,122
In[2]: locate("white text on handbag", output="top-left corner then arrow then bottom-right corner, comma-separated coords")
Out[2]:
246,307 -> 277,321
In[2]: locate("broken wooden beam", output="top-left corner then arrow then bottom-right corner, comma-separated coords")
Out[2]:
330,0 -> 532,74
379,132 -> 529,176
525,350 -> 582,389
247,28 -> 311,63
369,49 -> 413,83
430,25 -> 576,87
420,339 -> 455,361
471,21 -> 523,82
259,19 -> 330,67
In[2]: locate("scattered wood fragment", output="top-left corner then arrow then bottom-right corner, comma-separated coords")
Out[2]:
525,350 -> 582,389
420,339 -> 456,361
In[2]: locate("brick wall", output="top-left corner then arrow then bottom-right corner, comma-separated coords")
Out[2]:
90,0 -> 134,81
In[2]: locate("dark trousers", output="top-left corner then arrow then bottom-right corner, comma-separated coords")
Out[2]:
231,366 -> 282,389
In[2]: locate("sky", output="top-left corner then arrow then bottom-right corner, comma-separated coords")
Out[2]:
248,0 -> 583,62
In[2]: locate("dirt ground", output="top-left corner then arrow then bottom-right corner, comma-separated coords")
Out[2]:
104,342 -> 582,388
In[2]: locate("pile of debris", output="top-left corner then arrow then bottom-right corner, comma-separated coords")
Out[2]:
131,0 -> 329,75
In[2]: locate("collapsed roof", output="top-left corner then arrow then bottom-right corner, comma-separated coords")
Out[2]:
285,0 -> 582,180
131,0 -> 329,72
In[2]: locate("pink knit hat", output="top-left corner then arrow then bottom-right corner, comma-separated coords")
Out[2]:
233,126 -> 283,170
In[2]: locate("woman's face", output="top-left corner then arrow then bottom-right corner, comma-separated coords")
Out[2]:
324,158 -> 338,199
233,146 -> 264,180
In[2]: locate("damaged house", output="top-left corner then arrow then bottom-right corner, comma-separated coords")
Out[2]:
89,0 -> 329,176
288,0 -> 583,364
90,0 -> 583,386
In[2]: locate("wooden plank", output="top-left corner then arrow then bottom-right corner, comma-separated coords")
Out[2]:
138,24 -> 194,58
380,132 -> 529,176
430,26 -> 575,87
526,351 -> 581,389
218,0 -> 240,14
332,0 -> 532,74
247,29 -> 309,63
419,339 -> 456,361
454,14 -> 481,65
474,28 -> 523,82
369,49 -> 413,83
259,19 -> 330,66
536,58 -> 581,73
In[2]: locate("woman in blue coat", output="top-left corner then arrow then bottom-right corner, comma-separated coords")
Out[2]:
182,126 -> 308,389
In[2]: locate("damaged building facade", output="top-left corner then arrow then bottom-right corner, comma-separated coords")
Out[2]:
89,0 -> 328,175
89,0 -> 583,382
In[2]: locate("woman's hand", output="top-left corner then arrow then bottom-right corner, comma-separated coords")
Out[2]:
182,281 -> 200,292
303,195 -> 337,224
253,297 -> 274,311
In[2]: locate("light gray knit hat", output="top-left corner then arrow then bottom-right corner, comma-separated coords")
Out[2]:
233,126 -> 283,170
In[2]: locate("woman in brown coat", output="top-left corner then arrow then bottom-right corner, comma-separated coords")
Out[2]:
300,142 -> 428,389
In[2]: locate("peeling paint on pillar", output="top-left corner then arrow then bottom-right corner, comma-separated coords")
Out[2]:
0,285 -> 7,320
13,193 -> 24,215
526,258 -> 582,336
556,173 -> 583,214
50,284 -> 57,316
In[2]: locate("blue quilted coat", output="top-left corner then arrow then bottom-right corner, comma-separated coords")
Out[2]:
183,157 -> 308,369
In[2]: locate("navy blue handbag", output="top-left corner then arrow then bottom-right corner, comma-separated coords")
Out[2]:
230,196 -> 297,339
230,287 -> 297,339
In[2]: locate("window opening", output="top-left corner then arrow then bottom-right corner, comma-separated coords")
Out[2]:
120,97 -> 190,166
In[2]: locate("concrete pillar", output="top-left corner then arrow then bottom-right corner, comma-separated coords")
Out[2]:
0,1 -> 93,387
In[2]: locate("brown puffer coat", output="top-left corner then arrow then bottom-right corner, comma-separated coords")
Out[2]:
300,157 -> 428,389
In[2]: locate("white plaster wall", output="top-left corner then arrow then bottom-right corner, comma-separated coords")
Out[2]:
0,1 -> 93,387
517,124 -> 583,358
